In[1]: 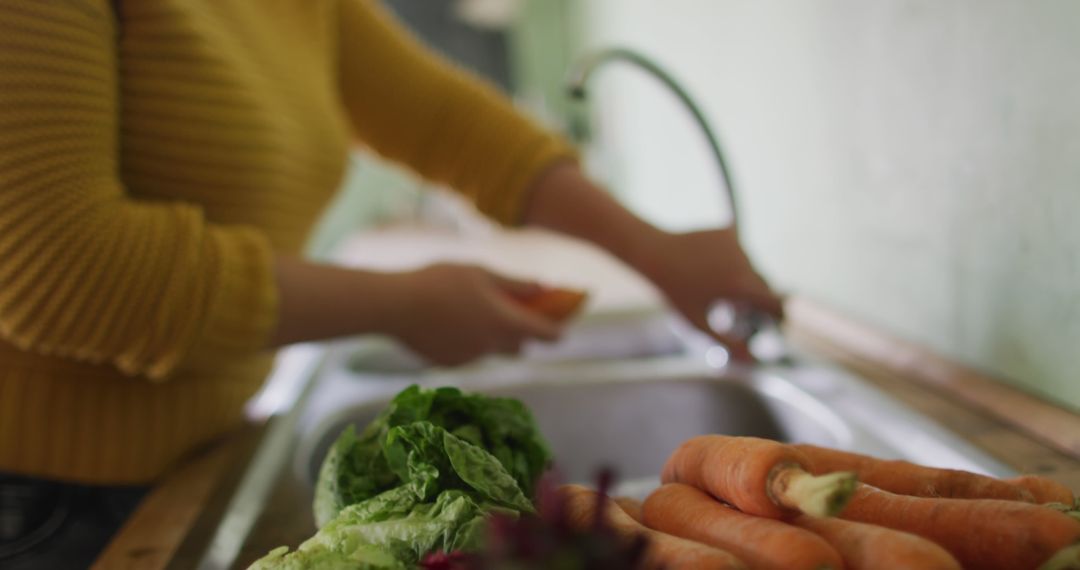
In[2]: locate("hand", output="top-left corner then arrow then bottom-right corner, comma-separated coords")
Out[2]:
389,263 -> 563,366
522,161 -> 782,360
643,228 -> 784,361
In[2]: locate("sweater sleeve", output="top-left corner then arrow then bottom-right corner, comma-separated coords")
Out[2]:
336,0 -> 576,225
0,0 -> 278,380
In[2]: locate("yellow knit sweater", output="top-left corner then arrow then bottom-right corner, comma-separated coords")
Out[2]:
0,0 -> 571,484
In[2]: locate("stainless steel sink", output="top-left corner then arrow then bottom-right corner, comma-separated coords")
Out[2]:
294,373 -> 843,493
292,347 -> 1016,499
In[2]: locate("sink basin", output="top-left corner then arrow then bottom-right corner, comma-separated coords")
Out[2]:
293,346 -> 1018,499
293,359 -> 851,498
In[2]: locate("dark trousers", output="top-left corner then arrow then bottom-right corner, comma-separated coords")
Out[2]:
0,474 -> 147,569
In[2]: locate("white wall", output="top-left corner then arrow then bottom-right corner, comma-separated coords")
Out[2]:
577,1 -> 1080,409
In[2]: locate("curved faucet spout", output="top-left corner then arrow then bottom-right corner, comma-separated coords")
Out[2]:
567,48 -> 792,360
566,48 -> 740,233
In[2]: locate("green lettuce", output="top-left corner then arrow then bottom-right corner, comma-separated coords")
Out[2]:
255,385 -> 550,569
384,422 -> 534,512
248,544 -> 403,570
314,385 -> 549,527
250,488 -> 495,570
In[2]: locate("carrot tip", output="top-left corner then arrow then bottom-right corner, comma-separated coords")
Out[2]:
775,469 -> 858,518
1039,543 -> 1080,570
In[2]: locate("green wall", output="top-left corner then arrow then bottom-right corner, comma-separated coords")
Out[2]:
508,0 -> 582,131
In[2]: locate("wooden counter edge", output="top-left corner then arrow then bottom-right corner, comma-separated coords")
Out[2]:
785,296 -> 1080,463
91,423 -> 262,570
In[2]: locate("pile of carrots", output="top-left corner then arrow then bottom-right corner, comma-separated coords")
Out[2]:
559,435 -> 1080,570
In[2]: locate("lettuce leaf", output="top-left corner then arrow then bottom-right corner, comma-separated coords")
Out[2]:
384,422 -> 533,512
313,425 -> 396,529
251,488 -> 494,570
258,386 -> 551,569
314,385 -> 549,527
248,544 -> 403,570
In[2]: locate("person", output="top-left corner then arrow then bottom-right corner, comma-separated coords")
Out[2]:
0,0 -> 782,566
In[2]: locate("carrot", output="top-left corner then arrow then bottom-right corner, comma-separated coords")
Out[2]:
1007,474 -> 1076,505
517,288 -> 587,322
613,496 -> 644,523
791,514 -> 960,570
661,435 -> 857,518
793,443 -> 1034,502
559,484 -> 747,570
642,483 -> 843,570
839,483 -> 1080,570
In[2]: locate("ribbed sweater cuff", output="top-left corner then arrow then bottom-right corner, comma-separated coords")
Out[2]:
196,227 -> 278,358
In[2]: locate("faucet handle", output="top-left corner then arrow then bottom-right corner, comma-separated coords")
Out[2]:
708,299 -> 768,341
708,300 -> 793,366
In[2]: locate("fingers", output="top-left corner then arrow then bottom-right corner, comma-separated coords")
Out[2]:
494,337 -> 524,356
735,271 -> 786,322
745,288 -> 785,322
485,269 -> 543,300
483,268 -> 563,341
492,294 -> 562,343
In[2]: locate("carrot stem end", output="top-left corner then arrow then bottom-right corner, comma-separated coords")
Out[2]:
773,469 -> 857,518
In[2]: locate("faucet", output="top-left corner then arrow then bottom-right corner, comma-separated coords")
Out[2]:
566,48 -> 789,362
565,47 -> 741,234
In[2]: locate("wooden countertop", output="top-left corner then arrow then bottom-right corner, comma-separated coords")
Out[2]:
785,297 -> 1080,490
91,424 -> 268,570
92,294 -> 1080,569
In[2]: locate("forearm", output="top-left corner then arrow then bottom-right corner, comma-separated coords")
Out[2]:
269,256 -> 406,347
522,161 -> 668,279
